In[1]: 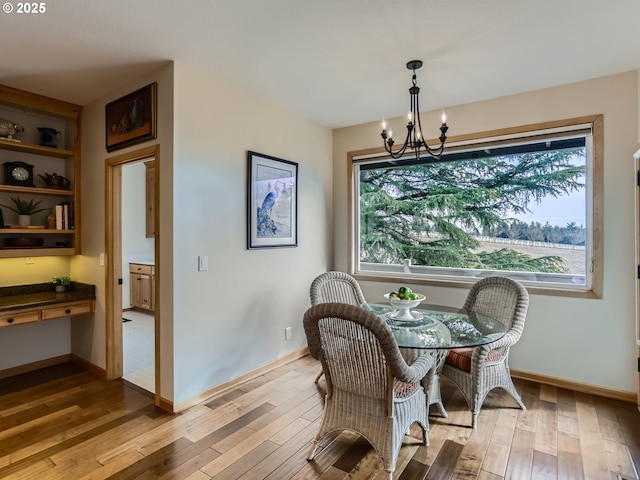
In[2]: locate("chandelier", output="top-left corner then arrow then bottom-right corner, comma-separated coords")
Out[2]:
380,60 -> 449,159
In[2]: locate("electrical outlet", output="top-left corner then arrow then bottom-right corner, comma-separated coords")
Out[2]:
285,326 -> 292,340
25,257 -> 34,265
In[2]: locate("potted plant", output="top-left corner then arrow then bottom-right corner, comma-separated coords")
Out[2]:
0,195 -> 49,226
52,276 -> 71,292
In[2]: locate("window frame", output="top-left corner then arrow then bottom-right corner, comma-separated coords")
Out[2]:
347,115 -> 603,298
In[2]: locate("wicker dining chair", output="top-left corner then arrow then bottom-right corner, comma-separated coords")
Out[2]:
441,276 -> 529,429
309,271 -> 366,382
310,271 -> 366,306
303,302 -> 433,479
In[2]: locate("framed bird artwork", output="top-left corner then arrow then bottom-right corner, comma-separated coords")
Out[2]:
247,151 -> 298,249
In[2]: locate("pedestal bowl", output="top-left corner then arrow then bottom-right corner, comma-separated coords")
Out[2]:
384,292 -> 426,321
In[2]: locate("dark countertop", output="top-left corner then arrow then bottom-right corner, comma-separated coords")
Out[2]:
0,282 -> 96,312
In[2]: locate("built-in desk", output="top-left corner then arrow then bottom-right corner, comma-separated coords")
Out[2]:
0,282 -> 96,327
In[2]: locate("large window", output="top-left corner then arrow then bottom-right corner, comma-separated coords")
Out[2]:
350,116 -> 602,297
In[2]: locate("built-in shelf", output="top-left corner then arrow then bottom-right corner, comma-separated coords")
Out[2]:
0,84 -> 82,258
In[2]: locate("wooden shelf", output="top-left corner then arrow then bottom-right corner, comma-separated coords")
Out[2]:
0,138 -> 73,158
0,247 -> 74,257
1,228 -> 74,234
0,185 -> 73,196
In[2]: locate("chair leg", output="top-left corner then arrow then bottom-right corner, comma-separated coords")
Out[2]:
504,381 -> 527,411
470,392 -> 486,430
314,368 -> 324,383
306,439 -> 320,460
413,421 -> 429,446
467,390 -> 491,430
431,400 -> 448,418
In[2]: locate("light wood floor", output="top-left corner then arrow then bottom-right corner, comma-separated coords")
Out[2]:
1,355 -> 639,479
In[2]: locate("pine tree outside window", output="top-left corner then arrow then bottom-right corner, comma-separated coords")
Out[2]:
349,116 -> 603,298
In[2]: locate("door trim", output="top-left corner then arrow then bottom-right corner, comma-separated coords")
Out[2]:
634,147 -> 640,410
105,144 -> 160,406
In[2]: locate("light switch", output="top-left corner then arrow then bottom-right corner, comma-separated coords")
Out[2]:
198,255 -> 208,271
99,253 -> 105,266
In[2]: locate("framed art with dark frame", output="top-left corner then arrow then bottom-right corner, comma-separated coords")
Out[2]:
105,82 -> 157,152
247,151 -> 298,249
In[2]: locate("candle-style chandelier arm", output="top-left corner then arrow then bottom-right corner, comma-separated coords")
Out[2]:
379,60 -> 449,160
380,124 -> 413,159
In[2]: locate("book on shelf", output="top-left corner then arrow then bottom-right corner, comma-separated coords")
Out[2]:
7,225 -> 45,229
68,201 -> 74,229
55,204 -> 63,229
55,201 -> 74,230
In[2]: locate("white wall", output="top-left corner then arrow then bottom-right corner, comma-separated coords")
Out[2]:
171,63 -> 332,405
333,71 -> 639,394
71,63 -> 175,401
71,60 -> 332,406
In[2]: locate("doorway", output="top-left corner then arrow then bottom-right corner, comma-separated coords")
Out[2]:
121,160 -> 155,392
105,145 -> 160,405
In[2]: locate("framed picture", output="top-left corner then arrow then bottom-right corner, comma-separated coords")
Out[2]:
105,82 -> 157,152
247,151 -> 298,249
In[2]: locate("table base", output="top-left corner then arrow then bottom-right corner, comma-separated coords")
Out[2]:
400,347 -> 449,417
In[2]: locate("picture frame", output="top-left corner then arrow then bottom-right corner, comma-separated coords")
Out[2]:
105,82 -> 157,152
247,151 -> 298,249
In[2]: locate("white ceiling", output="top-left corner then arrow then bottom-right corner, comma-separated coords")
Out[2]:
1,0 -> 639,129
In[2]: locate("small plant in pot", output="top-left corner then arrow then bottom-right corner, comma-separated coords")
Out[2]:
52,276 -> 71,292
0,195 -> 48,226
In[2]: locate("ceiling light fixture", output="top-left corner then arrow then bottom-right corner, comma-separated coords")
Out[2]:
380,60 -> 449,159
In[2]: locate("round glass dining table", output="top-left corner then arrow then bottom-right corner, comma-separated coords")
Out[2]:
361,302 -> 508,417
361,302 -> 507,349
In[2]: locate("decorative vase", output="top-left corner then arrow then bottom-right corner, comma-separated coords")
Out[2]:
55,285 -> 66,293
18,214 -> 31,226
38,127 -> 61,148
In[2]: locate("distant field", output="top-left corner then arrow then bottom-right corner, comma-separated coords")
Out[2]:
473,239 -> 585,275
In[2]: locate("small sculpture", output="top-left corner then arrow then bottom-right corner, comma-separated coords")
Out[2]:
0,118 -> 25,140
47,211 -> 56,229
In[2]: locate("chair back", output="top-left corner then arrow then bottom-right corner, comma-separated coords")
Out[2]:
310,271 -> 366,306
464,276 -> 529,340
303,303 -> 411,401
